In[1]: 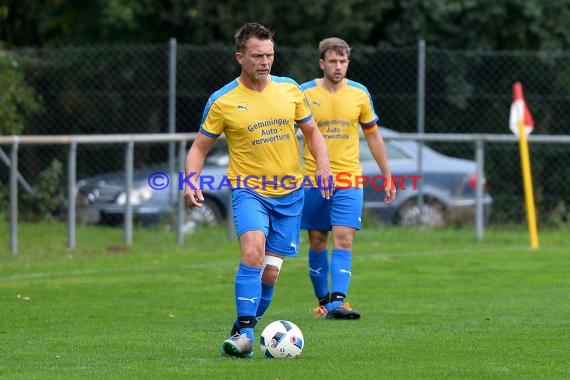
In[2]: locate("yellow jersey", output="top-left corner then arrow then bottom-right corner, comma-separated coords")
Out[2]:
200,75 -> 311,197
301,79 -> 379,181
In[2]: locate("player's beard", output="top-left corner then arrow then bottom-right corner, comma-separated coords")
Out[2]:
255,65 -> 271,81
255,72 -> 269,81
325,71 -> 344,84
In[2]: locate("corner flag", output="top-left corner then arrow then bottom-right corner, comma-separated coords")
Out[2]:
509,82 -> 534,136
509,82 -> 539,249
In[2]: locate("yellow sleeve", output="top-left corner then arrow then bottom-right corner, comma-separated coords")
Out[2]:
200,100 -> 224,137
360,90 -> 379,129
294,86 -> 313,123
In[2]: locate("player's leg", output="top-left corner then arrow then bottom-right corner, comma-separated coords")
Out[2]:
328,188 -> 363,319
307,230 -> 331,317
222,189 -> 268,358
223,230 -> 266,358
256,188 -> 304,321
301,188 -> 332,317
328,225 -> 360,319
255,253 -> 283,322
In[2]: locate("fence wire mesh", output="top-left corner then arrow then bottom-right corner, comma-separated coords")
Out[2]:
2,42 -> 570,228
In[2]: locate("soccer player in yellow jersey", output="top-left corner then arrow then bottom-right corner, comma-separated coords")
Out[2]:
184,23 -> 333,358
301,37 -> 396,320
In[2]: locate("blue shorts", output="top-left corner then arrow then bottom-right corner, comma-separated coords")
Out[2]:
301,188 -> 363,231
232,188 -> 304,257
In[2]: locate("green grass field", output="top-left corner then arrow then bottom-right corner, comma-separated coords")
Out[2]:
1,222 -> 569,379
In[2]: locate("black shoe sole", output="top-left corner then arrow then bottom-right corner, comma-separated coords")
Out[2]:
326,312 -> 361,320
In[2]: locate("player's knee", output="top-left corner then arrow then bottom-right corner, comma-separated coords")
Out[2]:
333,227 -> 355,250
310,240 -> 328,251
334,235 -> 354,250
308,231 -> 328,250
241,249 -> 265,267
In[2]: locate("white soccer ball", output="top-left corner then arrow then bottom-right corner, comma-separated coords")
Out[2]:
259,320 -> 304,359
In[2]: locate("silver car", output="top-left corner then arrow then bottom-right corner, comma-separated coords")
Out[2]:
361,128 -> 492,226
75,142 -> 230,233
76,127 -> 492,230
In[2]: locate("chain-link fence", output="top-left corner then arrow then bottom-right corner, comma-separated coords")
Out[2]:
2,41 -> 570,228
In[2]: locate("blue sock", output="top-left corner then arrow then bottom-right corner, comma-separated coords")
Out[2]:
235,263 -> 262,343
330,249 -> 352,310
308,248 -> 329,305
256,283 -> 274,322
227,320 -> 240,338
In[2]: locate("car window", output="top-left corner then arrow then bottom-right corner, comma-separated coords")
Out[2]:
359,139 -> 412,161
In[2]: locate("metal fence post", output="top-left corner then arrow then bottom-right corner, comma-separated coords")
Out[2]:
125,141 -> 134,247
177,139 -> 186,246
67,141 -> 77,250
9,137 -> 19,255
0,147 -> 33,195
475,138 -> 485,241
168,38 -> 177,208
416,40 -> 426,220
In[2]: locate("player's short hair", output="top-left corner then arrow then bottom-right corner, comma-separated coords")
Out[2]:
319,37 -> 351,60
234,23 -> 274,52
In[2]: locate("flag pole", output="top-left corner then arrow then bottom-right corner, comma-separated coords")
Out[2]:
517,119 -> 539,249
510,82 -> 539,249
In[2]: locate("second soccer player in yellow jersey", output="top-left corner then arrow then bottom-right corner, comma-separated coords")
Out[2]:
301,37 -> 397,319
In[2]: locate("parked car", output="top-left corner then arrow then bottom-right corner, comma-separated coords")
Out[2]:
360,128 -> 492,226
75,127 -> 492,230
75,141 -> 230,233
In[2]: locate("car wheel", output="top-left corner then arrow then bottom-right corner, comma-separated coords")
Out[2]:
397,199 -> 446,227
184,197 -> 224,231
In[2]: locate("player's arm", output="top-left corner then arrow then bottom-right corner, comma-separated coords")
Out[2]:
185,133 -> 217,207
364,127 -> 396,203
298,117 -> 334,199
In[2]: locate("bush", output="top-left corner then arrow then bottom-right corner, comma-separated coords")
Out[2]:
20,159 -> 66,221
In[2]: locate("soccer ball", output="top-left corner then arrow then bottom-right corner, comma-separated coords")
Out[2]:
259,320 -> 304,359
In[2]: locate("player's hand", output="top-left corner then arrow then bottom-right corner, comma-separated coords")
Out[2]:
184,181 -> 205,207
384,177 -> 396,204
385,188 -> 396,203
315,166 -> 334,199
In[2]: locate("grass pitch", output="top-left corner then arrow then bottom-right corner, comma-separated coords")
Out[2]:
1,222 -> 569,379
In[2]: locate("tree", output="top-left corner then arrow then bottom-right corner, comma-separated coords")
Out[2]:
375,0 -> 570,50
0,46 -> 43,135
4,0 -> 570,51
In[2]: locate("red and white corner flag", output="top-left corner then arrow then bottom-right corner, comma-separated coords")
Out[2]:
509,81 -> 539,249
509,82 -> 534,136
